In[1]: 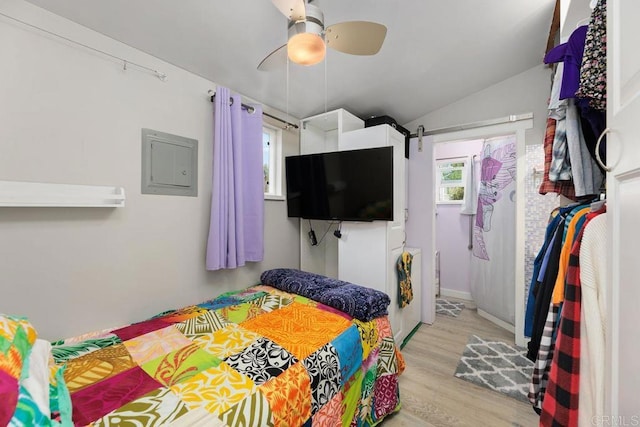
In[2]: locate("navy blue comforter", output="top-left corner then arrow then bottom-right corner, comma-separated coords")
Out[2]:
260,268 -> 390,322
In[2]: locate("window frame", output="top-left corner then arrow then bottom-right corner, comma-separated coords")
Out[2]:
262,124 -> 284,200
435,157 -> 467,205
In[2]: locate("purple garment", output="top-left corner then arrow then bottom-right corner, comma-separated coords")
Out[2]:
544,25 -> 588,100
206,86 -> 264,270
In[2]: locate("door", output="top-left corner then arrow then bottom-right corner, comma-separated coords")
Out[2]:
406,136 -> 436,325
470,136 -> 517,328
605,0 -> 640,416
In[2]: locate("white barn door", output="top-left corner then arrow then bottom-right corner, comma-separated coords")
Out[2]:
605,0 -> 640,416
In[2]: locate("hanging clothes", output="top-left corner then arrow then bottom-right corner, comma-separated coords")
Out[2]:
578,105 -> 607,172
545,42 -> 604,197
526,201 -> 591,360
528,302 -> 559,412
544,25 -> 588,101
547,64 -> 572,183
577,0 -> 608,165
543,8 -> 608,197
538,206 -> 606,426
396,251 -> 414,308
551,206 -> 591,305
529,2 -> 609,421
525,208 -> 562,337
544,21 -> 606,169
528,204 -> 591,412
538,119 -> 577,201
526,218 -> 565,361
577,213 -> 607,425
576,0 -> 607,111
565,99 -> 604,197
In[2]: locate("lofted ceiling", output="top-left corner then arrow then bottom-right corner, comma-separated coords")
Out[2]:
24,0 -> 556,125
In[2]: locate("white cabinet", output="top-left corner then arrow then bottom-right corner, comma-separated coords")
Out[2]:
338,124 -> 418,346
297,111 -> 423,347
300,108 -> 364,155
299,109 -> 363,278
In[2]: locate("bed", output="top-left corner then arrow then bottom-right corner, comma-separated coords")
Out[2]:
1,269 -> 404,426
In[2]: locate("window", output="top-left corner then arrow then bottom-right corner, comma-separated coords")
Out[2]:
436,158 -> 467,204
262,125 -> 283,199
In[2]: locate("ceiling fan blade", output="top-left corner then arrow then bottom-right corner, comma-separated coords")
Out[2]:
325,21 -> 387,55
270,0 -> 306,21
257,44 -> 288,71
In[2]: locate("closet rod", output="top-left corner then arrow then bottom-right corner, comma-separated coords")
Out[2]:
410,113 -> 533,138
209,92 -> 299,130
0,11 -> 167,81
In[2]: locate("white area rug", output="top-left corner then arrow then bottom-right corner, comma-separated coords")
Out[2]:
435,299 -> 465,317
454,334 -> 534,403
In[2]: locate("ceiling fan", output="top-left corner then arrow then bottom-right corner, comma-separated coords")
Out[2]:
257,0 -> 387,70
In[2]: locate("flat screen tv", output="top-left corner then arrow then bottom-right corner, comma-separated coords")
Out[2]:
285,146 -> 393,221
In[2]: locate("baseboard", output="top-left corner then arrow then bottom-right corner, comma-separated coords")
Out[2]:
439,288 -> 472,301
400,322 -> 422,350
477,309 -> 515,334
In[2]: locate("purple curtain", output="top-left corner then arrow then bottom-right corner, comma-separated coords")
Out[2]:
206,86 -> 264,270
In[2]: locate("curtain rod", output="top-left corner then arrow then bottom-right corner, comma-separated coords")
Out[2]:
0,11 -> 167,81
208,91 -> 299,130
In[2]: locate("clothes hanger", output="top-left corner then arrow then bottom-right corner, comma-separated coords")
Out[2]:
590,192 -> 606,212
590,199 -> 606,212
576,17 -> 590,28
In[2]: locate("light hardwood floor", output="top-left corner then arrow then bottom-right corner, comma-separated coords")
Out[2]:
383,300 -> 539,427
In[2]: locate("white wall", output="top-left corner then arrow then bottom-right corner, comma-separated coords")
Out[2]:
561,0 -> 593,42
0,0 -> 300,340
434,139 -> 483,299
404,64 -> 551,147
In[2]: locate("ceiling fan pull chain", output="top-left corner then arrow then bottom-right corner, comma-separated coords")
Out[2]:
324,52 -> 328,114
286,54 -> 290,125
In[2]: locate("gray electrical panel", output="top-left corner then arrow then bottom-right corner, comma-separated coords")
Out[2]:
141,129 -> 198,196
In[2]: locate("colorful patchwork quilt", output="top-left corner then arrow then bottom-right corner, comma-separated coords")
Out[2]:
51,284 -> 405,426
0,315 -> 71,426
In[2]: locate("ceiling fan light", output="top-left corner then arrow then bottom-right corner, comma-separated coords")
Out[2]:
287,32 -> 325,66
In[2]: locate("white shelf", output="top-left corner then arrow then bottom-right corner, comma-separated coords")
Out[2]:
0,180 -> 126,207
301,108 -> 363,133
